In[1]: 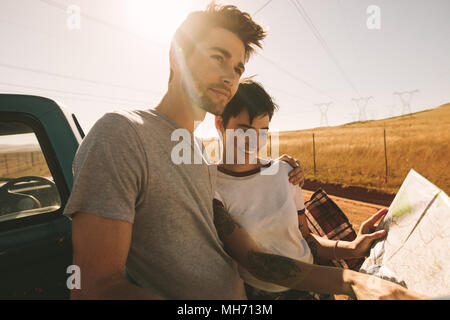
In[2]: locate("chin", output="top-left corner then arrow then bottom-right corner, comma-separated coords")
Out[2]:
201,101 -> 226,116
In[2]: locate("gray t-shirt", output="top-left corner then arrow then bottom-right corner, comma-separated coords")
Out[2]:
63,109 -> 246,299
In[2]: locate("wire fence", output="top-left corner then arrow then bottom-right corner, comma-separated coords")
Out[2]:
277,127 -> 448,194
0,151 -> 50,178
203,125 -> 449,195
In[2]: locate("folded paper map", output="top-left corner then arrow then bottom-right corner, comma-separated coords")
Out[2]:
359,169 -> 450,297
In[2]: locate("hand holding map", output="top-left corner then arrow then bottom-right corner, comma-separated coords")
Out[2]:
360,169 -> 450,298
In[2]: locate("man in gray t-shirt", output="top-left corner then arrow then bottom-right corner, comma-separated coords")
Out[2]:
64,109 -> 246,299
64,5 -> 282,299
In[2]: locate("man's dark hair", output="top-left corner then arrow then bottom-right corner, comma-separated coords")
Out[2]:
169,2 -> 266,82
221,79 -> 278,127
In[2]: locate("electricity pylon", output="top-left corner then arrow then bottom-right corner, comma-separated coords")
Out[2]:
315,102 -> 333,126
352,96 -> 373,121
394,90 -> 419,116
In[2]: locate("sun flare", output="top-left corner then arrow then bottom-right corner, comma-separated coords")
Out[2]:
127,0 -> 195,44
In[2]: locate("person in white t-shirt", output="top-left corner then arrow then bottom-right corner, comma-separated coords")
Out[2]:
212,79 -> 427,300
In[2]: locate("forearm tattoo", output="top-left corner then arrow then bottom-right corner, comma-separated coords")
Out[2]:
213,200 -> 238,239
247,250 -> 303,283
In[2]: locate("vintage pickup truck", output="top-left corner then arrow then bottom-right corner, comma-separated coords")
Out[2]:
0,94 -> 85,299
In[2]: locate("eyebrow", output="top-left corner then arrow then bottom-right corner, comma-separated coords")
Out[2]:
238,124 -> 269,130
210,46 -> 245,73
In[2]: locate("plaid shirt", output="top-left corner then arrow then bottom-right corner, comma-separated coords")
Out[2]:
303,189 -> 364,270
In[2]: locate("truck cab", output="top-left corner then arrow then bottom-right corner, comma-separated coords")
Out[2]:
0,94 -> 84,299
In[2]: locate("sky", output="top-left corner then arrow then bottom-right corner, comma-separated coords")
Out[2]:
1,0 -> 449,139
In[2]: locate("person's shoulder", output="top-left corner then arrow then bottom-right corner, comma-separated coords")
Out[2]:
84,110 -> 146,145
99,109 -> 160,134
272,159 -> 293,173
102,109 -> 147,127
258,159 -> 292,181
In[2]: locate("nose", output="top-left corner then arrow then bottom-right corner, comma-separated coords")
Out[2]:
221,64 -> 236,88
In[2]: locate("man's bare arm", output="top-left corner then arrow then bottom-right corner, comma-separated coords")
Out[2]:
213,202 -> 427,299
71,212 -> 163,299
213,201 -> 351,295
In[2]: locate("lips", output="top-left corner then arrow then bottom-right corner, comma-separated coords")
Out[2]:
209,88 -> 230,99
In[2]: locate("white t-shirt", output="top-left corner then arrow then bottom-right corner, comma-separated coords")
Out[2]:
214,159 -> 313,293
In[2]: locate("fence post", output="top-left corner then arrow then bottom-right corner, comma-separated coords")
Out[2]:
384,128 -> 388,183
312,132 -> 317,176
4,154 -> 8,175
269,133 -> 272,159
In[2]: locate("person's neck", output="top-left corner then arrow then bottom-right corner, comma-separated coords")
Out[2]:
155,82 -> 206,133
219,154 -> 265,173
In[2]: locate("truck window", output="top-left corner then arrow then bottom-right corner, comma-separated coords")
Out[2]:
0,121 -> 61,223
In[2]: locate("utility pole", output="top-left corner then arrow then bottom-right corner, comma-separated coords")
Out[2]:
312,132 -> 316,177
352,97 -> 373,122
315,102 -> 333,127
384,127 -> 388,183
394,90 -> 419,116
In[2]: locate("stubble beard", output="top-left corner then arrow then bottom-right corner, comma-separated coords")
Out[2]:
181,73 -> 225,117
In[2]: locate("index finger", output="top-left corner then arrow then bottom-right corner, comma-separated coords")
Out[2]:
364,208 -> 389,227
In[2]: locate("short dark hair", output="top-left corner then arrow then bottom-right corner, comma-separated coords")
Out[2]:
221,79 -> 278,127
169,2 -> 266,82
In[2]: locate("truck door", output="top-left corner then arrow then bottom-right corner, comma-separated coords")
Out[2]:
0,94 -> 82,299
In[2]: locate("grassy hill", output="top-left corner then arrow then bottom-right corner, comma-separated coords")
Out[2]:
275,103 -> 450,194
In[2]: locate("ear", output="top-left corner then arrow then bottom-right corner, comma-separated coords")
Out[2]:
215,116 -> 225,131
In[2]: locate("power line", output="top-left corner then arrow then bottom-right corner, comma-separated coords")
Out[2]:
336,0 -> 359,60
40,0 -> 342,106
0,16 -> 167,57
0,62 -> 162,96
258,53 -> 341,103
253,0 -> 274,16
264,84 -> 313,103
38,0 -> 165,50
0,18 -> 59,41
0,89 -> 139,107
290,0 -> 361,97
0,17 -> 164,96
0,81 -> 155,105
3,3 -> 314,110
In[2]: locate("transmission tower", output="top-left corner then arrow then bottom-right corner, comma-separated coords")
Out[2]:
315,102 -> 333,126
352,97 -> 373,121
394,90 -> 419,116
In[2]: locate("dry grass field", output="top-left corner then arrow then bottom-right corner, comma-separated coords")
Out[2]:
275,103 -> 450,195
0,151 -> 49,178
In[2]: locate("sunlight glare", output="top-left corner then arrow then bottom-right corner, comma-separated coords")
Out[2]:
127,0 -> 193,45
